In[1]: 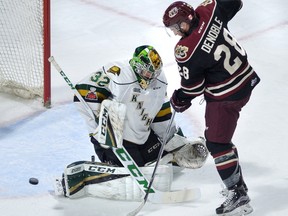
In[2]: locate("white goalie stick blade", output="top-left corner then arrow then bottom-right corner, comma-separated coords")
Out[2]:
148,187 -> 201,203
127,188 -> 201,216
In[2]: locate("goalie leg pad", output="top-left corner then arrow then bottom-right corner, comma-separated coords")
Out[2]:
61,161 -> 173,201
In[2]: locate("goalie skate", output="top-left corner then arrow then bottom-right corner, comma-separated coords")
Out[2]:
53,176 -> 66,197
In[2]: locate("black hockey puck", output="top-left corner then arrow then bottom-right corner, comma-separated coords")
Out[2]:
29,177 -> 39,185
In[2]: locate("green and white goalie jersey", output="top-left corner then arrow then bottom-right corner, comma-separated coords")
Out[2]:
73,61 -> 174,145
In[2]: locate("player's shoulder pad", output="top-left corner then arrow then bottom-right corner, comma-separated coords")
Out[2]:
103,61 -> 136,84
103,61 -> 125,75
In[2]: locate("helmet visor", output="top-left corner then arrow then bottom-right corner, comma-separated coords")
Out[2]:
140,68 -> 161,80
165,23 -> 182,36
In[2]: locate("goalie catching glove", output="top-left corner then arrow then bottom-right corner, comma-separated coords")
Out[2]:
164,134 -> 208,169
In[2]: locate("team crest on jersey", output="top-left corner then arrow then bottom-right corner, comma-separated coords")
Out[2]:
175,45 -> 189,59
85,87 -> 97,100
107,66 -> 120,76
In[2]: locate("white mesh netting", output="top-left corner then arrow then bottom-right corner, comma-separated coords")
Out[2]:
0,0 -> 44,98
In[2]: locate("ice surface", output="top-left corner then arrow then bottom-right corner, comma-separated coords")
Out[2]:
0,0 -> 288,215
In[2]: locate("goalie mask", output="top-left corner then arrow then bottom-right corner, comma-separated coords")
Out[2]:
129,45 -> 163,89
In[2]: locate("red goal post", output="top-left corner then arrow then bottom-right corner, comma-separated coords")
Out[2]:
0,0 -> 51,107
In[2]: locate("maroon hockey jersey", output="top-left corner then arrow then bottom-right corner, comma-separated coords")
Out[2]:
175,0 -> 260,102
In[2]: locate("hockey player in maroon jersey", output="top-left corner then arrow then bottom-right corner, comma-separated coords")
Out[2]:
163,0 -> 260,215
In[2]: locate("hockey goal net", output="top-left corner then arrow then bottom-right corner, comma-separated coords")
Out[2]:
0,0 -> 51,107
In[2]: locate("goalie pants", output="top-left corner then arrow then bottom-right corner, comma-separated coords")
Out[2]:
204,93 -> 251,189
92,130 -> 163,166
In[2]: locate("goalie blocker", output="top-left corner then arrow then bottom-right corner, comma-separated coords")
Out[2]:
55,135 -> 208,201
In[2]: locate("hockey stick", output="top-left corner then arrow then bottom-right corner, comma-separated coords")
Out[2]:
127,112 -> 176,216
49,56 -> 200,205
48,56 -> 96,121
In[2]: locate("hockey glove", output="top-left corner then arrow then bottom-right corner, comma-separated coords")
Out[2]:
90,136 -> 108,161
170,89 -> 192,113
90,136 -> 122,165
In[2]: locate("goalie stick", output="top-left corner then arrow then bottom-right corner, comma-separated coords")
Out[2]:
48,56 -> 201,206
48,56 -> 96,121
127,112 -> 175,216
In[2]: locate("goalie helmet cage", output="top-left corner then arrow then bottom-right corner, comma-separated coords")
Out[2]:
0,0 -> 51,107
